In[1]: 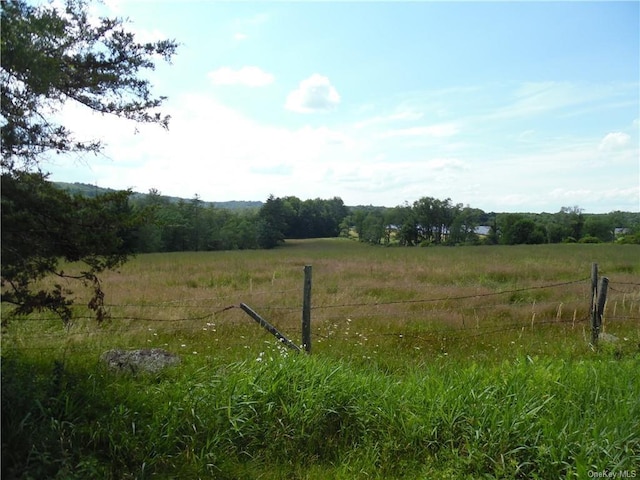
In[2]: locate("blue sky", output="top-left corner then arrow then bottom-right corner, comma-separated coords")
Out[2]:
46,1 -> 639,213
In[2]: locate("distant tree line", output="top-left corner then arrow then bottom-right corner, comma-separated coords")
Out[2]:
344,200 -> 640,246
495,208 -> 640,245
347,197 -> 487,246
127,191 -> 350,252
54,184 -> 640,253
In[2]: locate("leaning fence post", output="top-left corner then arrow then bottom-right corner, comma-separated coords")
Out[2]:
592,277 -> 609,346
302,265 -> 312,354
590,263 -> 598,345
239,303 -> 301,353
590,263 -> 598,317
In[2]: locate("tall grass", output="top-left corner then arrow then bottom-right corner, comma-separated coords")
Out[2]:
2,240 -> 639,478
2,352 -> 638,479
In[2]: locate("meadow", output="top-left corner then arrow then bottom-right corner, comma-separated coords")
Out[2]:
2,240 -> 639,479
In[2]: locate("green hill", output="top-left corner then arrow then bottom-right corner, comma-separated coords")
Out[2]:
53,182 -> 263,210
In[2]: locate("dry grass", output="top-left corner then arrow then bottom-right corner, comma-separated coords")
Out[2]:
4,239 -> 639,366
3,240 -> 639,479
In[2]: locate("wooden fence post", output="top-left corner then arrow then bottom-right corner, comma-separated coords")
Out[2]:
592,277 -> 609,346
239,303 -> 301,353
590,263 -> 598,344
590,263 -> 598,313
302,265 -> 312,354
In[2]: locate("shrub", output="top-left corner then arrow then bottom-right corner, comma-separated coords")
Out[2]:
617,233 -> 640,245
578,235 -> 602,244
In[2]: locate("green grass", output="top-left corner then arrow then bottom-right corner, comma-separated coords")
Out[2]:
2,353 -> 638,479
2,240 -> 640,478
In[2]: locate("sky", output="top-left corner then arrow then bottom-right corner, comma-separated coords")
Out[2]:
44,0 -> 639,213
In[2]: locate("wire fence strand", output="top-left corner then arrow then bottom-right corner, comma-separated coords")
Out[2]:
3,275 -> 638,351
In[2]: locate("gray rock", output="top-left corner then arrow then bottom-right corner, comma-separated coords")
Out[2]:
101,348 -> 181,373
599,333 -> 619,343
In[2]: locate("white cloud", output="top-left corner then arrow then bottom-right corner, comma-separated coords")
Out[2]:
549,187 -> 639,206
485,81 -> 633,122
132,27 -> 168,45
47,92 -> 365,202
45,75 -> 638,213
423,158 -> 466,170
208,66 -> 274,87
49,0 -> 164,42
515,129 -> 536,142
548,188 -> 593,201
321,157 -> 469,205
102,0 -> 123,13
381,123 -> 459,138
229,13 -> 269,42
239,13 -> 270,26
598,132 -> 631,151
285,74 -> 341,113
389,110 -> 423,122
354,109 -> 423,129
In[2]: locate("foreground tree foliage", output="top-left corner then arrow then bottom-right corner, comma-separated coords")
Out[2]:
1,0 -> 177,323
1,0 -> 177,168
1,172 -> 135,322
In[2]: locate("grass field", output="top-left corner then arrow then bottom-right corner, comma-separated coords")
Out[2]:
2,240 -> 639,478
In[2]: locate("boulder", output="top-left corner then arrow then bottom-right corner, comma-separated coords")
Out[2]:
101,348 -> 181,373
599,333 -> 619,343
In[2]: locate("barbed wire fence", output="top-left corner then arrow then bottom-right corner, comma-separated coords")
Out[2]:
4,263 -> 640,353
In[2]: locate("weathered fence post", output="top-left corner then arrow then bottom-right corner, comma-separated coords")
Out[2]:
302,265 -> 312,354
590,263 -> 598,316
239,303 -> 301,353
592,277 -> 609,346
590,263 -> 598,345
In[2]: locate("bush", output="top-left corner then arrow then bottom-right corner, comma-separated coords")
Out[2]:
578,235 -> 602,244
617,233 -> 640,245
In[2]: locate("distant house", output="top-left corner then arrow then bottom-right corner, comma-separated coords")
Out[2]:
474,226 -> 491,236
615,227 -> 630,236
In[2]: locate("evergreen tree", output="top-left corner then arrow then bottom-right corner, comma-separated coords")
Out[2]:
1,172 -> 135,322
1,0 -> 177,322
257,195 -> 287,248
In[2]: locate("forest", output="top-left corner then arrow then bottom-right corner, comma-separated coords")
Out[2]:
58,182 -> 640,253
